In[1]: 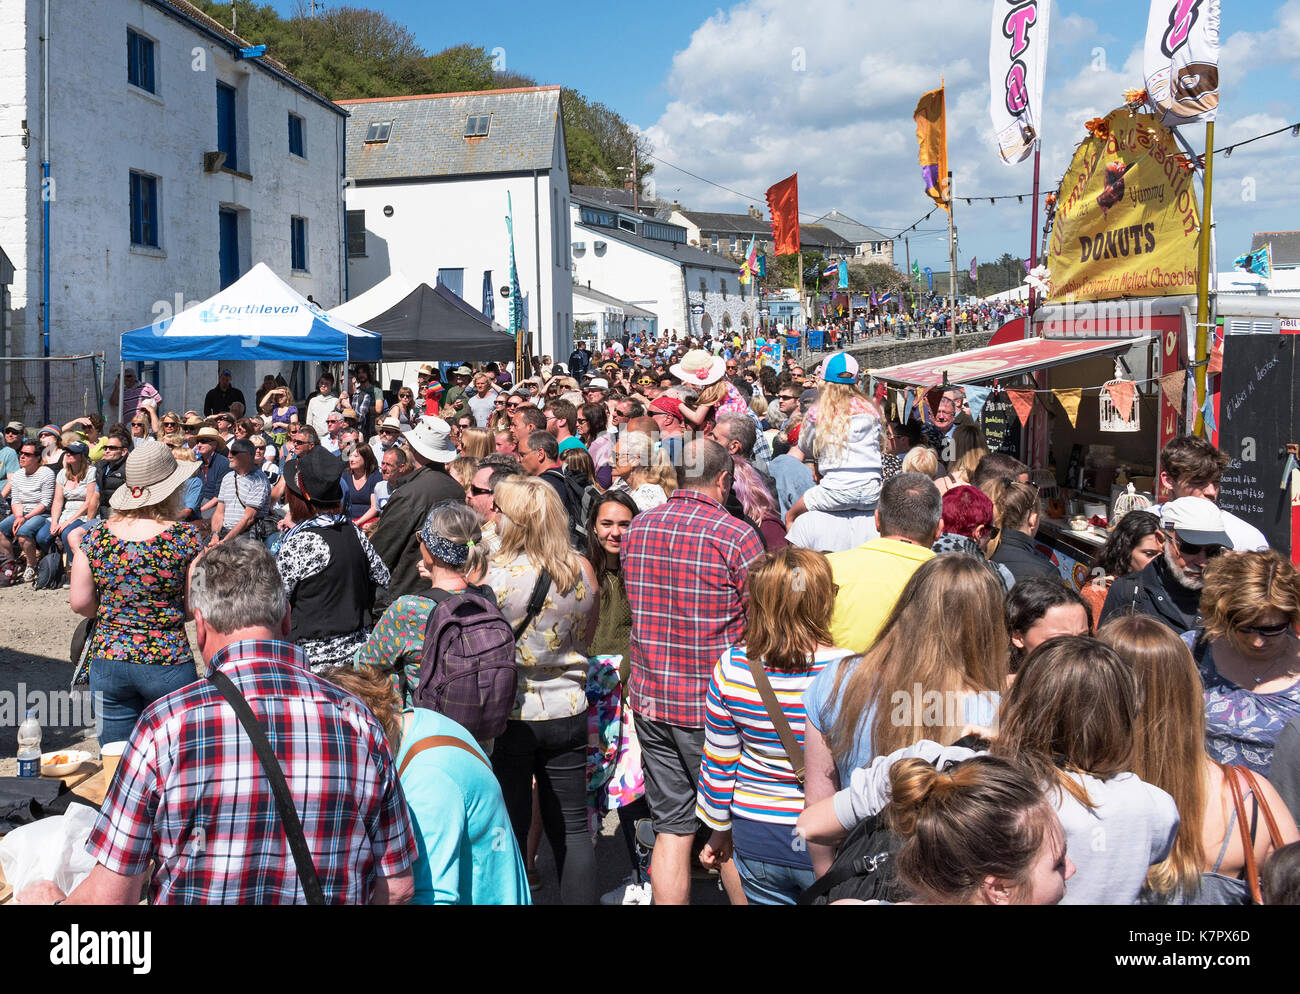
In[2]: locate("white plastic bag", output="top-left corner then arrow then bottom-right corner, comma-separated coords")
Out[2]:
0,803 -> 99,896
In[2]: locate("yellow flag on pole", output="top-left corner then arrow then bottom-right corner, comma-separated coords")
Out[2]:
914,86 -> 949,213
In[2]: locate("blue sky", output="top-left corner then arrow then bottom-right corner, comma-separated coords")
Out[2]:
273,0 -> 1298,275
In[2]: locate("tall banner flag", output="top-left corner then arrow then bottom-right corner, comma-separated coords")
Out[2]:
765,174 -> 801,255
924,267 -> 934,292
757,253 -> 766,278
913,86 -> 949,212
505,193 -> 523,336
989,0 -> 1050,164
739,236 -> 756,285
1143,0 -> 1220,127
481,269 -> 495,323
969,256 -> 978,281
912,259 -> 922,282
837,259 -> 850,290
1046,108 -> 1200,301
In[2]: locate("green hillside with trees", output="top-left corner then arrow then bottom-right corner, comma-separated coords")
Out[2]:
191,1 -> 652,188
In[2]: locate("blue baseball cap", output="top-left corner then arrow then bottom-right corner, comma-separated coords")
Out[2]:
821,351 -> 859,384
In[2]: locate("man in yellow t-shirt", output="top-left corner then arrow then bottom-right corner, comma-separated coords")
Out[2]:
826,472 -> 943,653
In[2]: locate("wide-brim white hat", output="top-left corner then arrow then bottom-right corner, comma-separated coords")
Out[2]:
110,439 -> 201,511
670,349 -> 726,387
402,415 -> 457,463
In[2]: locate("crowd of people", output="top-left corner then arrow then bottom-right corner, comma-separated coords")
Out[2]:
7,330 -> 1300,908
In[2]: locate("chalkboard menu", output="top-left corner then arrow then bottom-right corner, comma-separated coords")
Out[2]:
1215,334 -> 1296,554
981,396 -> 1023,461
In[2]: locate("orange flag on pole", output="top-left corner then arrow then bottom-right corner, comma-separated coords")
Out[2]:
914,86 -> 950,213
766,174 -> 800,256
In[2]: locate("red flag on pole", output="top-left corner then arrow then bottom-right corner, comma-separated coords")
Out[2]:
766,174 -> 800,256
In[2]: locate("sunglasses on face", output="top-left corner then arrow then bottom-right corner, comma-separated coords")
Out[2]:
103,444 -> 124,452
470,484 -> 493,497
1236,621 -> 1293,638
1174,535 -> 1224,558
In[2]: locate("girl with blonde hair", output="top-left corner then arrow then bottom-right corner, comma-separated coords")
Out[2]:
459,426 -> 494,460
486,476 -> 599,905
783,352 -> 883,527
1099,615 -> 1299,904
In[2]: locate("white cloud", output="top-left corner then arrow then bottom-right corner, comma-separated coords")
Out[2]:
639,0 -> 1299,271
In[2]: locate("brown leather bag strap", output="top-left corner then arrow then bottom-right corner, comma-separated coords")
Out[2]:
1240,768 -> 1286,850
743,651 -> 805,784
398,735 -> 490,779
1223,764 -> 1262,905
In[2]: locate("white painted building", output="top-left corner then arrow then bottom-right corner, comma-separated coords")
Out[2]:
572,196 -> 758,340
0,0 -> 348,421
341,86 -> 573,361
572,281 -> 657,349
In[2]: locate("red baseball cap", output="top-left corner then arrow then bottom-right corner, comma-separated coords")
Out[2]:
648,396 -> 682,418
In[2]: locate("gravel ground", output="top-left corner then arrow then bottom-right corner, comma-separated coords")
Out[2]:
0,581 -> 728,904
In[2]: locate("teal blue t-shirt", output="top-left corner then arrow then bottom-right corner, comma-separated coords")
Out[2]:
395,709 -> 531,905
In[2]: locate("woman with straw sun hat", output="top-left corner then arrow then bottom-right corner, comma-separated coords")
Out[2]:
70,439 -> 205,746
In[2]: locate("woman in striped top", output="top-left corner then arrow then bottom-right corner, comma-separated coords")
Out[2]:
695,546 -> 853,905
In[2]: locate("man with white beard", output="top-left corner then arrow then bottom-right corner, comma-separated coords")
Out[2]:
1099,497 -> 1234,634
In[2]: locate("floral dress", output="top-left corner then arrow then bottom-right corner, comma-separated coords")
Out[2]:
82,520 -> 204,666
485,552 -> 591,721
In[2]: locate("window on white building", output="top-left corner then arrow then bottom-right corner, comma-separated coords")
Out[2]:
365,120 -> 393,143
216,82 -> 239,172
345,210 -> 366,258
437,269 -> 465,298
710,235 -> 719,251
465,114 -> 491,137
291,216 -> 308,272
288,113 -> 305,158
721,278 -> 728,300
129,171 -> 159,247
699,277 -> 707,296
127,29 -> 156,93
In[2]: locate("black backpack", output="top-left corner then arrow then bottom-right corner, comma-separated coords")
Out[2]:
796,812 -> 908,905
34,549 -> 64,590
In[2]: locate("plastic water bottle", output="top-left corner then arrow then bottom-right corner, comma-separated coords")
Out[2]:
17,709 -> 41,778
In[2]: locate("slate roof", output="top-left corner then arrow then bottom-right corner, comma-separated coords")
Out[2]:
572,283 -> 656,318
573,218 -> 740,271
1251,231 -> 1300,268
340,86 -> 562,182
675,211 -> 854,250
155,0 -> 344,113
572,186 -> 637,209
812,210 -> 892,245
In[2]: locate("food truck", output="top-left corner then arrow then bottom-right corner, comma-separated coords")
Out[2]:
870,294 -> 1300,588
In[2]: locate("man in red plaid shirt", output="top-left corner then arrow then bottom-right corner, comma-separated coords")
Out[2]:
19,542 -> 417,905
621,437 -> 764,905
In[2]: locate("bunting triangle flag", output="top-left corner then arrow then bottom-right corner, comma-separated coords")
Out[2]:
1053,388 -> 1082,428
903,389 -> 917,425
895,389 -> 906,424
962,384 -> 991,422
1207,341 -> 1224,376
1158,370 -> 1187,414
1007,388 -> 1036,425
1105,380 -> 1137,423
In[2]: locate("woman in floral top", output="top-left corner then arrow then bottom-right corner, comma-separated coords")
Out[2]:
485,476 -> 599,905
70,440 -> 204,746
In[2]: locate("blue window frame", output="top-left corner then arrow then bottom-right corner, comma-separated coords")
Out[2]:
436,268 -> 464,298
129,171 -> 158,247
127,29 -> 155,93
291,216 -> 308,271
288,113 -> 305,157
216,82 -> 238,172
219,208 -> 239,288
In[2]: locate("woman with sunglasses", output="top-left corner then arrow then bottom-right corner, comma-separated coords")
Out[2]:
393,386 -> 419,429
1186,550 -> 1300,777
157,412 -> 183,437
